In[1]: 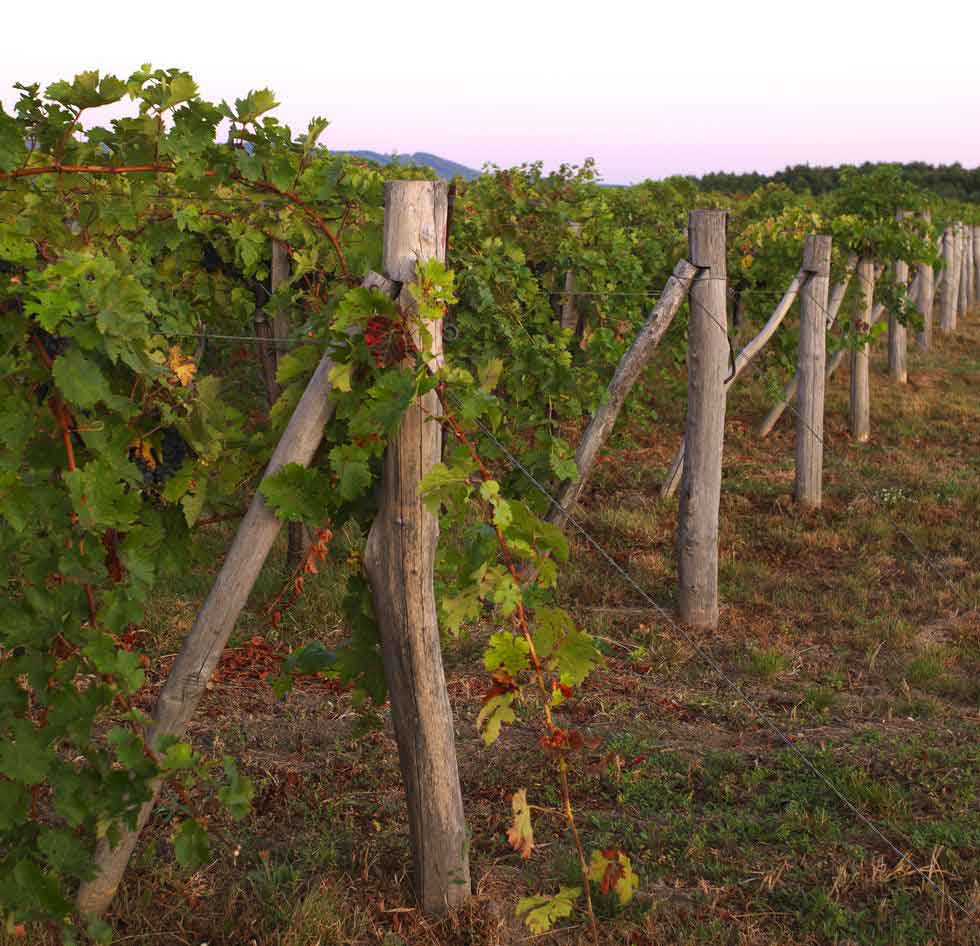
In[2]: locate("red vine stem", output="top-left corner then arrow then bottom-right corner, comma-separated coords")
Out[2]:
436,389 -> 599,945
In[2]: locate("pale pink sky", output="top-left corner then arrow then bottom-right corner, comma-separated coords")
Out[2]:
2,1 -> 977,184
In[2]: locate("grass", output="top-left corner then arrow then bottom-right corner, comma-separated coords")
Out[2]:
13,319 -> 980,946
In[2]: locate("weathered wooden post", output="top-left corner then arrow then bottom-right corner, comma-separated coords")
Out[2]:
362,181 -> 471,914
560,221 -> 583,335
676,210 -> 727,628
973,224 -> 980,307
916,211 -> 936,350
850,257 -> 874,443
888,212 -> 909,383
939,225 -> 958,334
956,223 -> 968,324
795,235 -> 831,507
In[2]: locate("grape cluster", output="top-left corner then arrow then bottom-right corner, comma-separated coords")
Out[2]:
130,427 -> 194,489
36,328 -> 68,360
364,315 -> 408,369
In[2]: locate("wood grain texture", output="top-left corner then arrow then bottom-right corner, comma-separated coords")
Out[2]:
916,211 -> 936,350
676,210 -> 727,629
887,212 -> 909,383
363,181 -> 471,915
795,235 -> 831,507
76,270 -> 397,918
850,257 -> 874,443
549,258 -> 696,523
939,226 -> 958,334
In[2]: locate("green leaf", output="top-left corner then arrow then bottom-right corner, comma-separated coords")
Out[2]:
173,819 -> 211,870
0,719 -> 50,785
550,626 -> 600,687
52,349 -> 113,409
483,632 -> 531,676
259,463 -> 331,524
328,361 -> 353,393
65,460 -> 141,531
516,886 -> 580,934
491,571 -> 522,616
475,690 -> 516,746
217,756 -> 254,821
477,357 -> 504,392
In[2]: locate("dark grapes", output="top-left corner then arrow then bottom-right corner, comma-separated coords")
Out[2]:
129,428 -> 195,491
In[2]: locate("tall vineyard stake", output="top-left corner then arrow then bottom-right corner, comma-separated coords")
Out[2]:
548,259 -> 697,524
662,263 -> 808,498
956,223 -> 968,323
939,225 -> 958,334
888,211 -> 909,383
953,223 -> 972,320
362,181 -> 472,915
795,235 -> 831,507
560,221 -> 583,336
916,211 -> 936,350
756,256 -> 857,438
850,257 -> 874,443
76,271 -> 398,917
676,210 -> 727,629
973,224 -> 980,306
270,240 -> 310,570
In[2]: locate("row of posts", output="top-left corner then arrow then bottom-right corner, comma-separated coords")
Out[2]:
677,211 -> 978,630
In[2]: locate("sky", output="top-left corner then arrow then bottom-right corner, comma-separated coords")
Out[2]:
1,0 -> 977,185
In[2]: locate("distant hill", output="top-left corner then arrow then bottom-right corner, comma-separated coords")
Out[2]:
340,150 -> 481,181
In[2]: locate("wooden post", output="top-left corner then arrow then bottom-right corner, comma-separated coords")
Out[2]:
916,211 -> 935,350
888,212 -> 909,383
956,223 -> 968,322
973,224 -> 980,307
75,275 -> 397,917
362,181 -> 471,915
676,210 -> 727,629
939,225 -> 958,334
795,235 -> 831,507
560,222 -> 583,335
850,257 -> 874,443
549,258 -> 697,523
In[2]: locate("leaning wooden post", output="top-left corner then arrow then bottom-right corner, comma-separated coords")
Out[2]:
795,235 -> 831,506
362,181 -> 471,915
548,258 -> 697,524
560,221 -> 583,335
888,212 -> 909,383
939,225 -> 958,334
916,211 -> 936,350
676,210 -> 727,629
850,257 -> 874,443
